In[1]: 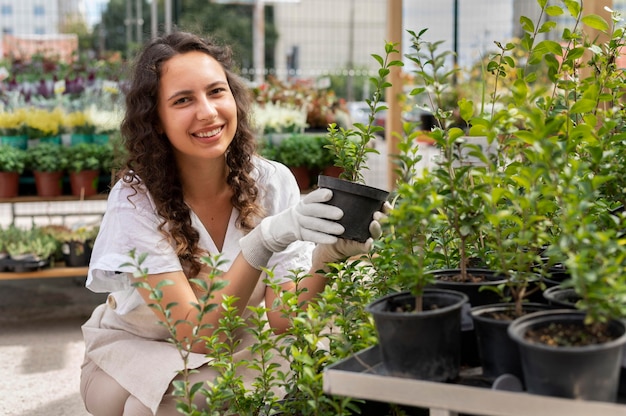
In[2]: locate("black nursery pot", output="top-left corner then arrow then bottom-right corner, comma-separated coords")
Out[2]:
428,268 -> 509,367
63,240 -> 93,267
508,309 -> 626,402
470,302 -> 553,382
317,175 -> 389,243
542,285 -> 579,309
366,288 -> 468,382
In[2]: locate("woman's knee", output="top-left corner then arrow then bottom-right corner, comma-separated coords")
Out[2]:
81,362 -> 130,416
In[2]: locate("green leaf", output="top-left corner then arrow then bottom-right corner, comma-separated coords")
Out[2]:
582,14 -> 609,32
570,99 -> 597,114
545,5 -> 563,17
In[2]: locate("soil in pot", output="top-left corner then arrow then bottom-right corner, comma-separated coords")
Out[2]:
317,175 -> 389,243
470,302 -> 553,382
366,288 -> 468,382
508,309 -> 626,402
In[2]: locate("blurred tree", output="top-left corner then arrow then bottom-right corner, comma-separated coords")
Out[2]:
92,0 -> 278,78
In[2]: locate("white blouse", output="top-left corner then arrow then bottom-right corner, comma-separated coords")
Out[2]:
85,156 -> 315,314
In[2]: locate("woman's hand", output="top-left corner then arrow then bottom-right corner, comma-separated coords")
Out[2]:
240,188 -> 345,269
311,201 -> 391,269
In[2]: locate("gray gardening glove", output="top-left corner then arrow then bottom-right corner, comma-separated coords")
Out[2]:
311,201 -> 391,271
240,188 -> 345,270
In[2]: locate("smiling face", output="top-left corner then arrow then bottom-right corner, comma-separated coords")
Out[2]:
157,51 -> 238,164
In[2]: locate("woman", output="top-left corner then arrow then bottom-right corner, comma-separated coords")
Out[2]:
80,31 -> 384,416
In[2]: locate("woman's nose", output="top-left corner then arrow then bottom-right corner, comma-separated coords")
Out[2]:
197,96 -> 218,120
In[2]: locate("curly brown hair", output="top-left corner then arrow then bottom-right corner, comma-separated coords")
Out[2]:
120,31 -> 262,278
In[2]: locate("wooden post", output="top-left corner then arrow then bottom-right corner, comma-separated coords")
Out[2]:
385,0 -> 403,191
580,0 -> 612,79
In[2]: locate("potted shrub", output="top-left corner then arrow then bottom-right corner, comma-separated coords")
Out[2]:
365,130 -> 469,382
26,142 -> 68,197
319,42 -> 396,242
3,225 -> 57,272
0,144 -> 27,198
66,142 -> 104,197
272,133 -> 324,191
492,4 -> 626,402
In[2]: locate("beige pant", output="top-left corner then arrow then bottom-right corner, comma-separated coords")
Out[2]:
80,359 -> 212,416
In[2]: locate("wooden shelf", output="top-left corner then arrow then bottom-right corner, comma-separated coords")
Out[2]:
0,266 -> 88,281
323,346 -> 626,416
0,195 -> 108,203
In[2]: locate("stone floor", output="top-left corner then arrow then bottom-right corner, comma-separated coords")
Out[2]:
0,277 -> 106,416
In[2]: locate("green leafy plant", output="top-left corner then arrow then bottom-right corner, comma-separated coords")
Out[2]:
4,225 -> 58,261
324,42 -> 403,184
66,142 -> 106,172
124,249 -> 381,415
0,144 -> 27,173
272,134 -> 325,169
26,142 -> 68,172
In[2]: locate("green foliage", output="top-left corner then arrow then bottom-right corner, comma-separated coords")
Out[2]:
125,250 -> 381,415
374,3 -> 626,324
325,41 -> 403,184
271,134 -> 325,169
0,144 -> 27,173
2,224 -> 59,260
66,142 -> 106,172
26,143 -> 68,172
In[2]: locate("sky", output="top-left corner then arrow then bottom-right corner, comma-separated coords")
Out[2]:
83,0 -> 109,28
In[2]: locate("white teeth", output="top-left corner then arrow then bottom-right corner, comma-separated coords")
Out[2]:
195,127 -> 222,138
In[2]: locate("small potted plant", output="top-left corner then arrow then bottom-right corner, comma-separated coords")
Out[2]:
26,142 -> 68,197
367,130 -> 469,382
272,133 -> 325,191
0,144 -> 27,198
51,224 -> 99,267
3,225 -> 57,272
319,42 -> 397,242
66,142 -> 105,197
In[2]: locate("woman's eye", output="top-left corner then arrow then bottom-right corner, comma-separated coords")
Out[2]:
173,97 -> 191,105
210,87 -> 227,95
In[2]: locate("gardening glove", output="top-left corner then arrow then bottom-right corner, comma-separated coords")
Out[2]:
240,188 -> 345,270
311,201 -> 391,272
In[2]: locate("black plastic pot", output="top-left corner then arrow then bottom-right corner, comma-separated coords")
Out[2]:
62,240 -> 92,267
542,286 -> 579,309
317,175 -> 389,243
428,268 -> 509,367
366,288 -> 468,382
508,309 -> 626,402
470,302 -> 553,382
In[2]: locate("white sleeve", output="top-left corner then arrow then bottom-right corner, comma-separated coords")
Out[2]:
85,181 -> 183,313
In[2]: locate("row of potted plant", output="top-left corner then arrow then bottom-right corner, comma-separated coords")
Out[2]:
259,133 -> 344,191
139,2 -> 626,413
0,140 -> 122,199
0,106 -> 123,149
0,223 -> 99,272
357,2 -> 626,406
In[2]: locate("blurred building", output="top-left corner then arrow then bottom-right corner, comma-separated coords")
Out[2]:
0,0 -> 86,60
